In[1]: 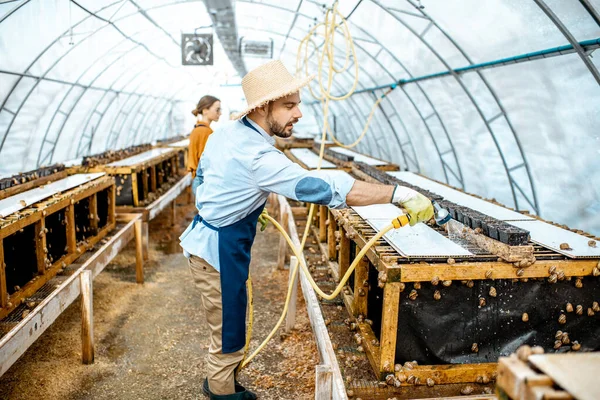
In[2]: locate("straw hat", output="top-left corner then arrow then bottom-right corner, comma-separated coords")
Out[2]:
234,60 -> 314,119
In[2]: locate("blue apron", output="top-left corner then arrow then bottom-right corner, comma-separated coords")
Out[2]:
192,116 -> 266,353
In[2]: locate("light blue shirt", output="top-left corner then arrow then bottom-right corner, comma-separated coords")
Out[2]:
179,117 -> 356,272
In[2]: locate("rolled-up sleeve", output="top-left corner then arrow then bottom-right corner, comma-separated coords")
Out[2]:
251,149 -> 355,209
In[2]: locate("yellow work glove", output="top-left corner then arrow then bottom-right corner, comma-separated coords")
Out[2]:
392,185 -> 434,227
402,193 -> 434,226
257,208 -> 270,232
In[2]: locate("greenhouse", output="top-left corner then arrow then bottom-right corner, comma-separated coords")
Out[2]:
0,1 -> 599,399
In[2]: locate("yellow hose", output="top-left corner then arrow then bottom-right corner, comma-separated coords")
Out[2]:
240,213 -> 410,369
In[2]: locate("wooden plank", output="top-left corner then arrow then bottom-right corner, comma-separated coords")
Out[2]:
142,168 -> 149,200
447,220 -> 533,262
80,270 -> 94,364
170,200 -> 176,227
399,259 -> 598,282
35,218 -> 47,274
285,256 -> 299,332
357,322 -> 381,377
131,173 -> 139,207
407,363 -> 498,386
497,357 -> 547,400
89,194 -> 98,233
0,220 -> 135,377
0,240 -> 7,308
108,185 -> 116,226
327,212 -> 337,260
529,353 -> 600,400
146,173 -> 191,220
142,222 -> 149,262
279,195 -> 347,400
379,282 -> 401,376
277,211 -> 289,270
315,364 -> 333,400
0,170 -> 68,201
352,256 -> 369,317
319,205 -> 327,242
134,219 -> 144,284
66,205 -> 77,254
338,227 -> 350,280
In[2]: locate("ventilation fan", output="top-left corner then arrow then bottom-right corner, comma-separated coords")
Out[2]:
181,33 -> 214,65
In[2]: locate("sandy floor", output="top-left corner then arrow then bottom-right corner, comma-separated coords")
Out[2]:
0,195 -> 318,400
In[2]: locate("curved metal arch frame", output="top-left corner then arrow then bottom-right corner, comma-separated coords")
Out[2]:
37,36 -> 154,166
258,0 -> 463,184
533,0 -> 600,85
374,0 -> 539,212
75,58 -> 164,157
236,4 -> 434,172
0,0 -> 185,166
133,0 -> 419,166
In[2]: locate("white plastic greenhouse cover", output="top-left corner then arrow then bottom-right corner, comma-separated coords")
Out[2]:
0,0 -> 599,235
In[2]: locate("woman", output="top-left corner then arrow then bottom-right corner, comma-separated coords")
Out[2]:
189,95 -> 221,177
189,95 -> 221,195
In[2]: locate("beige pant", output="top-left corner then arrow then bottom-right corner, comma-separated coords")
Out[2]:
188,255 -> 245,395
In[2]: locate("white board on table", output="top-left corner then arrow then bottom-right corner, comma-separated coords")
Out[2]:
167,139 -> 190,148
387,171 -> 533,221
330,147 -> 387,166
106,148 -> 174,167
352,204 -> 472,257
0,173 -> 105,218
509,220 -> 600,258
289,148 -> 336,169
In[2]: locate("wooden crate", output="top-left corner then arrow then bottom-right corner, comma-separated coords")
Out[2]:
89,148 -> 182,207
497,352 -> 599,400
0,175 -> 115,320
310,206 -> 600,392
159,138 -> 189,171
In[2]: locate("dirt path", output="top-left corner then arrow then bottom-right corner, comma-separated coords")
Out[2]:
0,197 -> 318,400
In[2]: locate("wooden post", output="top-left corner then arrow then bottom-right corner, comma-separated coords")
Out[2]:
338,227 -> 350,281
353,256 -> 369,317
327,211 -> 337,260
319,205 -> 327,242
89,194 -> 98,233
379,282 -> 401,376
315,364 -> 332,400
80,270 -> 94,364
35,218 -> 47,274
170,201 -> 176,227
144,168 -> 151,199
66,205 -> 77,254
142,221 -> 149,261
108,185 -> 116,226
277,211 -> 289,270
134,219 -> 144,284
0,240 -> 7,308
132,173 -> 139,207
285,256 -> 299,332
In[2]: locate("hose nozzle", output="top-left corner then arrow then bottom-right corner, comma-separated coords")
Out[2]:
432,200 -> 451,226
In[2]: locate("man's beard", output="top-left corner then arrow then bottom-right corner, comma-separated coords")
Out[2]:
266,113 -> 297,138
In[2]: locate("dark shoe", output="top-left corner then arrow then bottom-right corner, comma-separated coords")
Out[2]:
202,378 -> 257,399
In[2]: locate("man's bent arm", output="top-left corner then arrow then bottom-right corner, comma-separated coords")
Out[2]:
345,180 -> 394,206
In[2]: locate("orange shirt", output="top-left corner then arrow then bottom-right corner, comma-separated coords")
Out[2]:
188,121 -> 213,177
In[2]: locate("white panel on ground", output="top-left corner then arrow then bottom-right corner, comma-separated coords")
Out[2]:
330,147 -> 387,166
167,139 -> 190,148
387,171 -> 534,221
0,173 -> 105,218
289,148 -> 336,169
508,220 -> 600,258
106,148 -> 174,167
352,204 -> 473,257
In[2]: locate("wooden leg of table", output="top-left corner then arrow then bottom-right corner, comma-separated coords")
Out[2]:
80,270 -> 94,364
142,221 -> 149,261
379,282 -> 401,376
353,256 -> 369,317
134,219 -> 144,284
315,365 -> 332,400
171,201 -> 176,227
285,256 -> 299,332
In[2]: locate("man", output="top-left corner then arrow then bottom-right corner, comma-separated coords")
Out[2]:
180,60 -> 433,400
